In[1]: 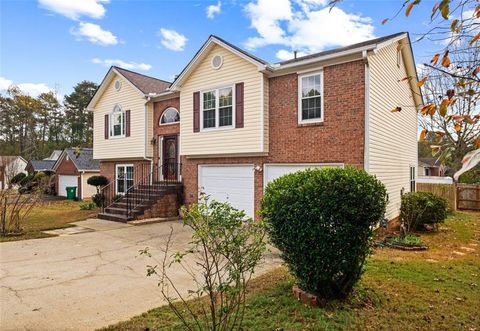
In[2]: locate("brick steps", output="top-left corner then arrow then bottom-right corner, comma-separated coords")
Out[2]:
98,184 -> 182,223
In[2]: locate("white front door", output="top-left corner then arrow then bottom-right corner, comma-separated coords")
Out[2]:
58,175 -> 78,197
116,165 -> 134,194
198,165 -> 255,218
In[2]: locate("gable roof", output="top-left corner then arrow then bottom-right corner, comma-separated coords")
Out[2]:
29,160 -> 56,172
113,67 -> 171,95
53,148 -> 100,172
0,156 -> 25,167
169,35 -> 271,90
87,66 -> 171,110
419,157 -> 442,168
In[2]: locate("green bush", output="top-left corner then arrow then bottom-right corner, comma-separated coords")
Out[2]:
10,173 -> 26,184
92,193 -> 106,208
79,202 -> 97,210
261,167 -> 387,299
19,174 -> 35,186
400,191 -> 448,232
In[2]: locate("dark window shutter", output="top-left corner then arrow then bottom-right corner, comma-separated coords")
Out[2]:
193,92 -> 200,132
104,114 -> 109,139
125,110 -> 131,137
235,82 -> 244,128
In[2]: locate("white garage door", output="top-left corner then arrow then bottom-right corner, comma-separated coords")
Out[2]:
264,163 -> 344,187
198,165 -> 254,218
58,175 -> 78,197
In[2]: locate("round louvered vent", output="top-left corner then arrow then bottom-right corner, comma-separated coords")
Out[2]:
211,55 -> 223,69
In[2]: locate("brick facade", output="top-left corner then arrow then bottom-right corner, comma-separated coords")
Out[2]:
54,155 -> 81,198
152,97 -> 180,172
100,160 -> 150,185
182,60 -> 366,217
137,193 -> 180,220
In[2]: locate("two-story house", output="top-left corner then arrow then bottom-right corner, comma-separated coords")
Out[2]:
88,32 -> 421,222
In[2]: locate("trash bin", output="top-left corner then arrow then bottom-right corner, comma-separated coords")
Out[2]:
66,186 -> 77,200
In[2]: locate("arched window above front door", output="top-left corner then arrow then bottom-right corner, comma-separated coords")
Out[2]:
160,107 -> 180,125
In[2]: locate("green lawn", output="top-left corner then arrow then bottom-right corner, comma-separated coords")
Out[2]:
0,200 -> 98,242
102,211 -> 480,331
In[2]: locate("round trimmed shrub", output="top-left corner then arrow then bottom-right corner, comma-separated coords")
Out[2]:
261,167 -> 387,299
87,175 -> 108,187
19,174 -> 34,186
400,191 -> 448,232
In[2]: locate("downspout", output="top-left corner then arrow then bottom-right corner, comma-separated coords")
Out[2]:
363,50 -> 370,172
144,97 -> 153,182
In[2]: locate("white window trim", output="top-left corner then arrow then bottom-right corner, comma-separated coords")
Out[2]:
115,164 -> 134,195
200,85 -> 236,132
110,105 -> 126,138
159,107 -> 180,126
297,71 -> 324,124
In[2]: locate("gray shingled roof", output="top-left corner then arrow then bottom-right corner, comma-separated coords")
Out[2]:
419,157 -> 441,167
63,148 -> 100,171
114,67 -> 171,95
30,160 -> 56,171
277,32 -> 407,65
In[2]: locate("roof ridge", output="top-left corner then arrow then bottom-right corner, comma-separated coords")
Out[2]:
113,66 -> 172,85
276,32 -> 408,65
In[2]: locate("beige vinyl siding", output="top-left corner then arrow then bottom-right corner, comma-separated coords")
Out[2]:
368,41 -> 418,220
180,44 -> 265,156
81,172 -> 99,199
93,73 -> 147,160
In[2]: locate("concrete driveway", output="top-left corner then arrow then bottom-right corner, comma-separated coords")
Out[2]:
0,219 -> 281,331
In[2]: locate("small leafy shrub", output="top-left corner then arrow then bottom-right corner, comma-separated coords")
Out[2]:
10,173 -> 26,185
87,175 -> 109,193
79,202 -> 96,210
391,234 -> 423,246
92,193 -> 105,208
19,174 -> 34,186
261,167 -> 387,299
400,191 -> 448,232
141,196 -> 267,330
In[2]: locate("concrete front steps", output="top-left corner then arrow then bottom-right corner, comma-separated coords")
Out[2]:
97,184 -> 182,222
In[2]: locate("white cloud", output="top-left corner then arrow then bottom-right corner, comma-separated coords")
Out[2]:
92,58 -> 152,71
0,77 -> 53,97
71,22 -> 118,46
206,1 -> 222,19
159,28 -> 187,51
38,0 -> 109,20
275,49 -> 307,61
244,0 -> 375,59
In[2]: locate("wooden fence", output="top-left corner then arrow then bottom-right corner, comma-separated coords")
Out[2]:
417,183 -> 457,211
457,184 -> 480,211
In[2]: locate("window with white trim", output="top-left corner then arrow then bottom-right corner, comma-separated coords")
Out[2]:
410,166 -> 416,192
160,107 -> 180,125
110,105 -> 125,137
202,86 -> 234,130
298,72 -> 323,123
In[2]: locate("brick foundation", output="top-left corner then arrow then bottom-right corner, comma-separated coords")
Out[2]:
137,193 -> 179,219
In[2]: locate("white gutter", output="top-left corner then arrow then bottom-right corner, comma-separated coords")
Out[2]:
144,96 -> 154,182
274,44 -> 376,71
363,50 -> 370,172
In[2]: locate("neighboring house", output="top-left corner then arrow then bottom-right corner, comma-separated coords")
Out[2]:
43,149 -> 63,161
418,157 -> 445,177
26,160 -> 56,174
0,156 -> 27,189
89,32 -> 421,222
52,148 -> 100,199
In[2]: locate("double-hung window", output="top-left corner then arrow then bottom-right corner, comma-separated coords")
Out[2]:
202,86 -> 234,130
298,72 -> 323,123
110,105 -> 125,137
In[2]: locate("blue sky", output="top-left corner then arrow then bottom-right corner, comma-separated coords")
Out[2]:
0,0 -> 439,99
